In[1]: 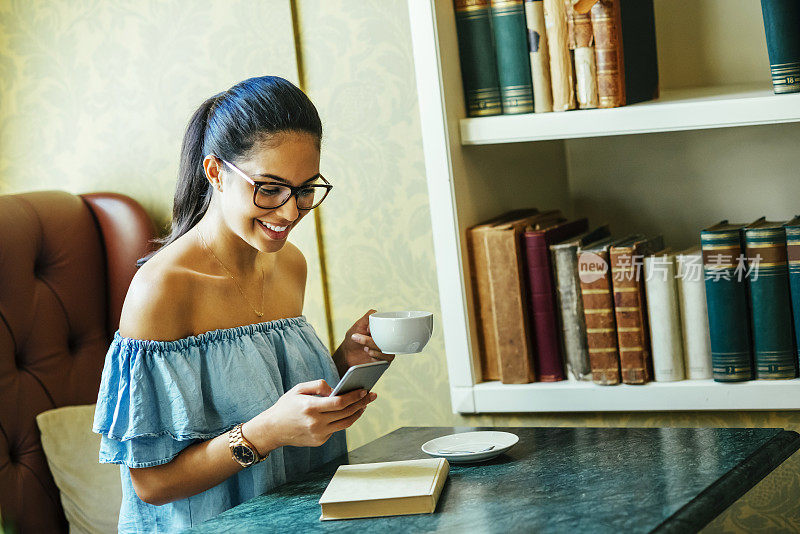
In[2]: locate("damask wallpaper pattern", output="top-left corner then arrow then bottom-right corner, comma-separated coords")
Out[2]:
0,0 -> 798,531
0,0 -> 329,331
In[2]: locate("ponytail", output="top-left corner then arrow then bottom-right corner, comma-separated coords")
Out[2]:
136,76 -> 321,267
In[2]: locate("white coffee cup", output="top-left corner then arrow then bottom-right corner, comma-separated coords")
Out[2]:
368,311 -> 434,354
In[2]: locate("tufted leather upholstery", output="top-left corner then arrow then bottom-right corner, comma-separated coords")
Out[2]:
0,190 -> 156,533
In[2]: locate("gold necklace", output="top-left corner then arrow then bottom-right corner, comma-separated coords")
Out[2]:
197,229 -> 265,317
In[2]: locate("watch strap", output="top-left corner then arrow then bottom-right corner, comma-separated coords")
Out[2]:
229,423 -> 268,466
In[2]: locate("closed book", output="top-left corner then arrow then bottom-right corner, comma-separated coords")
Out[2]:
785,215 -> 800,366
467,209 -> 539,381
524,0 -> 554,112
566,0 -> 599,108
319,458 -> 449,521
543,0 -> 577,110
675,246 -> 713,379
744,219 -> 797,379
551,224 -> 612,381
644,249 -> 686,382
485,210 -> 564,383
760,0 -> 800,94
610,234 -> 664,384
522,218 -> 589,381
578,235 -> 627,385
589,0 -> 659,108
491,0 -> 535,113
701,220 -> 754,382
454,0 -> 504,116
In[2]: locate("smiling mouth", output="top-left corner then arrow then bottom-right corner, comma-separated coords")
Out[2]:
257,219 -> 291,239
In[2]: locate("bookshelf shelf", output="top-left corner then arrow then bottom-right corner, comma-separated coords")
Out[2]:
460,84 -> 800,145
408,0 -> 800,414
472,379 -> 800,413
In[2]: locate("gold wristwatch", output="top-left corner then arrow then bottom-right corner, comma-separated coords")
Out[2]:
229,423 -> 267,467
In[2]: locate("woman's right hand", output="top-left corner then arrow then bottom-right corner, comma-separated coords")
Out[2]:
242,379 -> 376,454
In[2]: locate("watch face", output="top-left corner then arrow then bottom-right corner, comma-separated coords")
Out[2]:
233,445 -> 256,465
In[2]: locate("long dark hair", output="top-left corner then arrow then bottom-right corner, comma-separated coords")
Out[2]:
137,76 -> 322,267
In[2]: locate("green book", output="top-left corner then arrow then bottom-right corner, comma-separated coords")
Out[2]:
784,215 -> 800,367
744,219 -> 797,379
454,0 -> 503,116
760,0 -> 800,94
701,221 -> 753,382
490,0 -> 534,114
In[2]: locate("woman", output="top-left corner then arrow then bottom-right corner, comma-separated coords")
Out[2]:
92,76 -> 392,532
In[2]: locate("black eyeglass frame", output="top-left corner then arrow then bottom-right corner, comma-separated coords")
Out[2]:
218,157 -> 333,210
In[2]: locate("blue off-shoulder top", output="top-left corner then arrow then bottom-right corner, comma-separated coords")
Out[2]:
92,316 -> 346,533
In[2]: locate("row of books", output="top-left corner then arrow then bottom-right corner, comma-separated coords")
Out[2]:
453,0 -> 659,117
468,209 -> 800,386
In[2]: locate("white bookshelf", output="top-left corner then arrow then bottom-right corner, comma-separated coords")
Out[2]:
407,0 -> 800,414
472,379 -> 800,413
461,84 -> 800,144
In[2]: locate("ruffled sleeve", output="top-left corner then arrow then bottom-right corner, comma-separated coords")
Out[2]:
93,335 -> 214,468
92,316 -> 338,470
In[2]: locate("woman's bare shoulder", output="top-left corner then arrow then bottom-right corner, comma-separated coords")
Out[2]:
282,241 -> 307,279
118,247 -> 197,341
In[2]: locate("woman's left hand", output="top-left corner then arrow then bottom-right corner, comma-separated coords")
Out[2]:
336,309 -> 395,372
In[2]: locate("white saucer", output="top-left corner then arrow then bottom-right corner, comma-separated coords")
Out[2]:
421,431 -> 519,463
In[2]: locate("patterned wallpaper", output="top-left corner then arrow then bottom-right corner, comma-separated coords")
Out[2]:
0,0 -> 329,332
1,0 -> 797,530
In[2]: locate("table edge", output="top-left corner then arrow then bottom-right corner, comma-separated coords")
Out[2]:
653,429 -> 800,533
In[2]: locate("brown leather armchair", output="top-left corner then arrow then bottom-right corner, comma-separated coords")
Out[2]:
0,190 -> 156,532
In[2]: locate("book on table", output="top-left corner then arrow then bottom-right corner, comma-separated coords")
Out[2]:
319,458 -> 450,521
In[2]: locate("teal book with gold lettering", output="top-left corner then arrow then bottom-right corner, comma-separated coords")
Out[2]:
701,221 -> 754,382
760,0 -> 800,94
785,215 -> 800,367
454,0 -> 503,117
744,219 -> 797,379
490,0 -> 535,114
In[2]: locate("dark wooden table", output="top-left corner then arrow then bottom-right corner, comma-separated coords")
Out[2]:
187,426 -> 800,533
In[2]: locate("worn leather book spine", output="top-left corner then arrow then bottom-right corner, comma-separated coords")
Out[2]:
675,248 -> 713,379
578,247 -> 620,384
701,223 -> 753,382
485,226 -> 537,383
589,0 -> 624,108
610,237 -> 663,384
454,0 -> 504,116
491,0 -> 535,113
467,225 -> 501,381
567,1 -> 598,108
466,209 -> 539,381
744,224 -> 797,379
551,225 -> 612,381
522,219 -> 588,381
543,0 -> 576,111
552,242 -> 591,380
785,217 -> 800,365
524,0 -> 554,112
643,253 -> 685,381
760,0 -> 800,94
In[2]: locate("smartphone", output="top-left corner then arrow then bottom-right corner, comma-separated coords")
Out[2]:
329,360 -> 391,397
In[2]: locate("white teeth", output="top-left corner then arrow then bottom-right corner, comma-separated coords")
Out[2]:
262,221 -> 288,232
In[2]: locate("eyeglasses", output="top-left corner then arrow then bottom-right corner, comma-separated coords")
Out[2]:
219,157 -> 332,210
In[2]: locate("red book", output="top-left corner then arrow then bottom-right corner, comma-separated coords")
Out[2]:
523,218 -> 589,381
